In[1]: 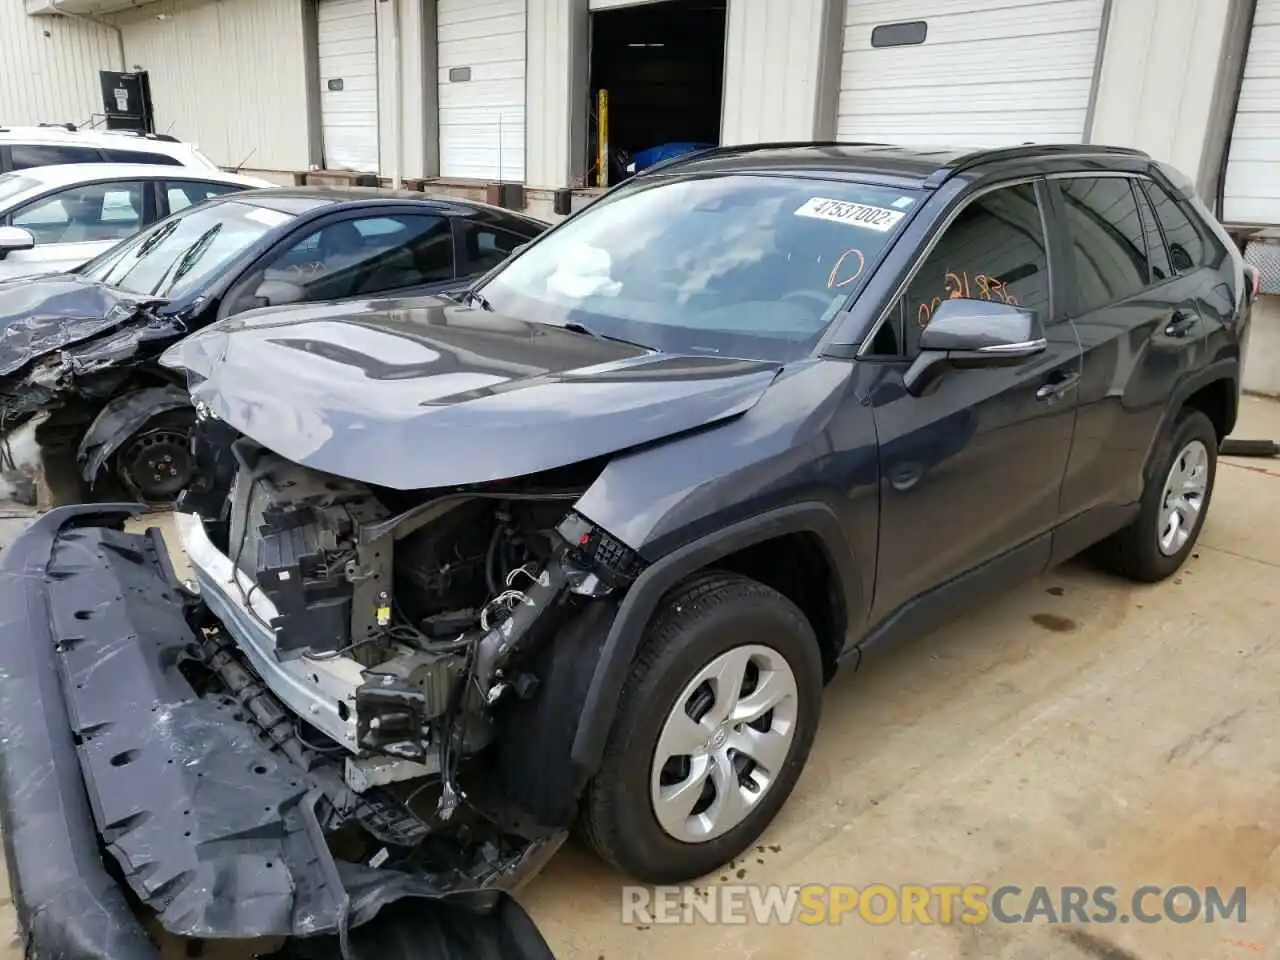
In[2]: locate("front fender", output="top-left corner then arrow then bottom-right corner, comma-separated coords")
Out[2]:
568,501 -> 859,781
76,385 -> 192,484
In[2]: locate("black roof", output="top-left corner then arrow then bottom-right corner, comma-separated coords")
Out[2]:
227,186 -> 548,226
636,141 -> 1153,188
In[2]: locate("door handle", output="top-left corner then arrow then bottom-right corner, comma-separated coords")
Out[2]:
1165,310 -> 1198,337
1036,370 -> 1080,402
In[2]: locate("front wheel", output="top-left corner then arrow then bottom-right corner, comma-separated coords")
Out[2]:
579,572 -> 823,884
113,409 -> 196,506
1098,408 -> 1218,582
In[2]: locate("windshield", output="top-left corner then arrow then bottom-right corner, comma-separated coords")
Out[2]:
78,199 -> 294,299
0,174 -> 39,208
476,174 -> 923,359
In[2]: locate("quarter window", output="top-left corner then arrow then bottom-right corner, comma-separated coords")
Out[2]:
1058,177 -> 1147,313
1142,181 -> 1204,274
895,183 -> 1049,356
102,148 -> 183,166
166,180 -> 245,213
9,144 -> 102,169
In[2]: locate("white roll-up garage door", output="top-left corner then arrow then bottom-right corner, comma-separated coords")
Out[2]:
1223,0 -> 1280,226
317,0 -> 379,173
837,0 -> 1106,147
437,0 -> 527,182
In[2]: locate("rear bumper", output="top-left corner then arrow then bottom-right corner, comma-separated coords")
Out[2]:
0,506 -> 558,959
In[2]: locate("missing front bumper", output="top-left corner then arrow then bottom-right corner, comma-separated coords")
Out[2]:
0,506 -> 557,959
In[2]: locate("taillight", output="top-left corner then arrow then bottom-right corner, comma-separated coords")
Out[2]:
1246,265 -> 1261,301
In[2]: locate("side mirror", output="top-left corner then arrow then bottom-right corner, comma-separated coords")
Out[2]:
0,226 -> 35,260
904,298 -> 1046,397
253,278 -> 305,307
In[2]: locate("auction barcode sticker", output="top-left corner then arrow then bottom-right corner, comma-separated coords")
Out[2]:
794,197 -> 906,232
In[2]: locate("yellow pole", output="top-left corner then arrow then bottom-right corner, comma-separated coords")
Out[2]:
597,88 -> 609,188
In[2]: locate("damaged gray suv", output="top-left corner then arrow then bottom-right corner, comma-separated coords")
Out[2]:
0,142 -> 1252,957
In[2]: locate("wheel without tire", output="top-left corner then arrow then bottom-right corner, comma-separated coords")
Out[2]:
113,409 -> 196,505
579,571 -> 823,884
1098,408 -> 1217,583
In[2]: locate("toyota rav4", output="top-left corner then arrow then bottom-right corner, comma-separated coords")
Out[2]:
0,142 -> 1254,958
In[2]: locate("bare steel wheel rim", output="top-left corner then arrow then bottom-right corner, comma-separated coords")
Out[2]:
650,644 -> 799,843
117,427 -> 192,502
1158,439 -> 1209,556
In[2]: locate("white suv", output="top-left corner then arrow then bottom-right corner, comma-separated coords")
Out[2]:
0,125 -> 220,174
0,163 -> 272,279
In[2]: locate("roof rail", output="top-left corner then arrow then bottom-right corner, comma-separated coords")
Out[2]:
36,122 -> 78,132
635,140 -> 891,177
925,142 -> 1151,187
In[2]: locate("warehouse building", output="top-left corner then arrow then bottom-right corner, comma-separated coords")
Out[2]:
0,0 -> 1272,214
2,0 -> 1280,385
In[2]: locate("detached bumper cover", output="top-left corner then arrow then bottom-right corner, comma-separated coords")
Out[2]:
0,505 -> 155,959
0,506 -> 557,959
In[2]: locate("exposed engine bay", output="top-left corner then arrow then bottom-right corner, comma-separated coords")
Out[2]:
176,412 -> 643,858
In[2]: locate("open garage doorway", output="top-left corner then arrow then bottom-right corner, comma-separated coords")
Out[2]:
588,0 -> 726,186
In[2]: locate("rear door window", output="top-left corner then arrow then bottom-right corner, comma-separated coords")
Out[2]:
459,221 -> 532,275
1058,177 -> 1148,312
10,144 -> 103,169
1133,181 -> 1173,283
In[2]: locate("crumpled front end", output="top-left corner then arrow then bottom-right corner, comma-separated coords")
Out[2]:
0,277 -> 191,507
0,506 -> 557,960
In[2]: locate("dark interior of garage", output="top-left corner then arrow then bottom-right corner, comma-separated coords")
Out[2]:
588,0 -> 726,186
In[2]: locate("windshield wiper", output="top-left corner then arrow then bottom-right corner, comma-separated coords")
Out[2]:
459,288 -> 494,311
151,223 -> 223,296
559,321 -> 652,351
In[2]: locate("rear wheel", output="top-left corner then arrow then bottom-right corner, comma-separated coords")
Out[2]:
579,572 -> 823,883
1098,408 -> 1217,582
113,409 -> 196,505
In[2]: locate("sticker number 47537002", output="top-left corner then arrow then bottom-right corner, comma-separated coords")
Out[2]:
794,197 -> 906,232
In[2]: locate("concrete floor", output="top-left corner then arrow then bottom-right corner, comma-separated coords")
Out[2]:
1,396 -> 1279,959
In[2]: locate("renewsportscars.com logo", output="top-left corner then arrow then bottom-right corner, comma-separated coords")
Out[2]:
621,884 -> 1248,926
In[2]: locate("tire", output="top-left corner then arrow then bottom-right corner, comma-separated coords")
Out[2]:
579,571 -> 823,884
1097,408 -> 1218,583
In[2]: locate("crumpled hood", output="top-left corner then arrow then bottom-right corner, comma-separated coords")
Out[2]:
0,274 -> 165,377
169,297 -> 782,489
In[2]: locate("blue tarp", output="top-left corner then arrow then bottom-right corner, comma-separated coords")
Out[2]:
631,142 -> 714,171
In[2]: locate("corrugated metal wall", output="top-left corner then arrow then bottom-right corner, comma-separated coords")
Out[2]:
1090,0 -> 1233,193
0,6 -> 118,127
437,0 -> 528,181
720,0 -> 841,144
1223,0 -> 1280,225
836,0 -> 1106,145
114,0 -> 313,170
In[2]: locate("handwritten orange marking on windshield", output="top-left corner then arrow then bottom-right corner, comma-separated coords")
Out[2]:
827,247 -> 866,289
916,270 -> 1018,326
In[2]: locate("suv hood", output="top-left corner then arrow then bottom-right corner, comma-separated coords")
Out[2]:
168,298 -> 782,489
